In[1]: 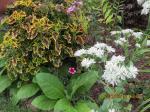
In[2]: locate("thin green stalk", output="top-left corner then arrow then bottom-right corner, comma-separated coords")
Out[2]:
146,13 -> 150,30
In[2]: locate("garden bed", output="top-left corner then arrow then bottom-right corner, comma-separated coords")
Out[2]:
0,0 -> 150,112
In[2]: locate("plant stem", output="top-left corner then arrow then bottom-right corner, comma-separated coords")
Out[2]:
146,13 -> 150,30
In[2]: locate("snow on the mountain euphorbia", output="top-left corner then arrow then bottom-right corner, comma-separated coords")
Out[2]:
102,55 -> 138,86
74,42 -> 115,69
111,29 -> 143,46
111,29 -> 143,38
74,42 -> 115,58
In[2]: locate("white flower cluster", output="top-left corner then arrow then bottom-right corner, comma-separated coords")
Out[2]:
74,42 -> 115,68
111,29 -> 143,47
111,29 -> 143,39
137,0 -> 150,15
110,29 -> 133,35
102,55 -> 138,86
114,37 -> 127,46
81,58 -> 96,69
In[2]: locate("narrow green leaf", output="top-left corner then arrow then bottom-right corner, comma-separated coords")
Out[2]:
32,95 -> 56,111
137,98 -> 150,111
140,104 -> 150,112
140,69 -> 150,73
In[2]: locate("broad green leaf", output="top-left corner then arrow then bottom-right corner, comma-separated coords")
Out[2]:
11,94 -> 20,105
75,101 -> 91,112
0,75 -> 13,93
70,71 -> 98,96
36,72 -> 65,99
54,98 -> 77,112
0,59 -> 6,68
32,95 -> 56,111
17,83 -> 39,99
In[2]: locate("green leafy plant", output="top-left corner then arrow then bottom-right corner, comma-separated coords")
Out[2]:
3,70 -> 98,111
11,71 -> 98,111
30,71 -> 98,111
99,0 -> 124,26
99,86 -> 132,112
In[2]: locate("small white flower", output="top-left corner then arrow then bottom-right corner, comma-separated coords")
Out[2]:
106,46 -> 116,53
110,29 -> 134,35
95,49 -> 105,58
87,47 -> 99,55
81,58 -> 96,68
121,29 -> 134,34
137,0 -> 145,5
109,109 -> 116,112
128,65 -> 139,78
74,49 -> 87,56
141,1 -> 150,15
111,55 -> 125,62
132,32 -> 143,39
111,29 -> 142,40
135,43 -> 141,48
110,31 -> 121,35
94,42 -> 107,48
115,38 -> 127,45
87,42 -> 115,58
147,40 -> 150,46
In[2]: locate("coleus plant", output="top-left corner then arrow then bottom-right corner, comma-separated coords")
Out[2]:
0,0 -> 88,81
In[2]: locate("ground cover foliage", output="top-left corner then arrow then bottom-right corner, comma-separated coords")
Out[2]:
0,0 -> 150,112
